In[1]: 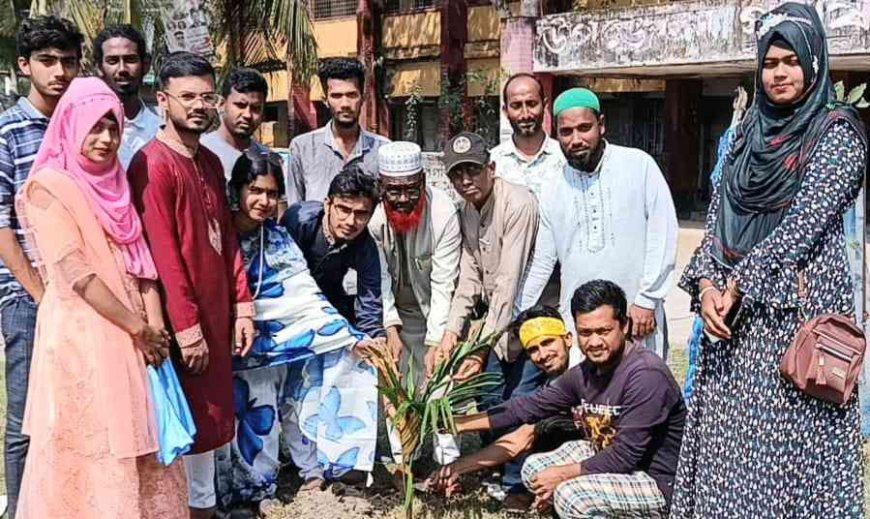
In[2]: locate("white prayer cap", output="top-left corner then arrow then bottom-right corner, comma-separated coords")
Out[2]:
378,141 -> 423,177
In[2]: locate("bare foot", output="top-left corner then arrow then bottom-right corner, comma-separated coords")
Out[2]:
299,477 -> 326,492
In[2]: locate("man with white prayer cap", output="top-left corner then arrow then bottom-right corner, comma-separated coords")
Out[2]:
368,141 -> 462,466
368,141 -> 461,382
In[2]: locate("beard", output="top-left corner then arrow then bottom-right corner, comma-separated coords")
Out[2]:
332,110 -> 360,129
112,81 -> 139,98
384,195 -> 426,234
229,125 -> 255,140
566,143 -> 604,172
510,117 -> 542,137
170,111 -> 211,135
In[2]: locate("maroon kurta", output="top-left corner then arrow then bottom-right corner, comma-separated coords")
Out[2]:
128,134 -> 252,454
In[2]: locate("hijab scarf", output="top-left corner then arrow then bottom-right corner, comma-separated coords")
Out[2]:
712,2 -> 865,268
30,77 -> 157,279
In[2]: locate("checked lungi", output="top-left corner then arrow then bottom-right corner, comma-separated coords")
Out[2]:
521,440 -> 667,518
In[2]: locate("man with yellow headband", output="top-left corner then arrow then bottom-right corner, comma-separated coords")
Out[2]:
429,280 -> 685,518
426,304 -> 580,510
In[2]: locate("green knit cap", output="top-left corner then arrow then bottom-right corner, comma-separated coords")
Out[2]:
553,88 -> 601,116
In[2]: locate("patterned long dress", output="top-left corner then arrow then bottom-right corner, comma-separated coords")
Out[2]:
216,219 -> 378,507
671,120 -> 867,517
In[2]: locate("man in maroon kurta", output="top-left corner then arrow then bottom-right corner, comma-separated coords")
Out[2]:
127,52 -> 254,518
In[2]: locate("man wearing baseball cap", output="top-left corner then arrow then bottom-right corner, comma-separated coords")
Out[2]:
429,132 -> 546,507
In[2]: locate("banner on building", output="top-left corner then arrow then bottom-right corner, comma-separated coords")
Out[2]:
157,0 -> 215,59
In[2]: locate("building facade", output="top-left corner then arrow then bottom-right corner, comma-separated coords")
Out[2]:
534,0 -> 870,214
255,0 -> 870,215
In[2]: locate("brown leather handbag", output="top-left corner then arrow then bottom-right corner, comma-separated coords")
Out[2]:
780,274 -> 865,405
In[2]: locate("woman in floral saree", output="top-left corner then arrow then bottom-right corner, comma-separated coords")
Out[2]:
216,151 -> 380,509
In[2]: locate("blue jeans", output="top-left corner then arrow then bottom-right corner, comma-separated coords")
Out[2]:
478,350 -> 547,492
1,297 -> 36,518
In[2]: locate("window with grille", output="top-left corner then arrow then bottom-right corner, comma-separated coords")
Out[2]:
391,99 -> 440,151
383,0 -> 440,14
312,0 -> 357,19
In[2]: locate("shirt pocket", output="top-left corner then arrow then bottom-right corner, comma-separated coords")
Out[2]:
414,254 -> 432,273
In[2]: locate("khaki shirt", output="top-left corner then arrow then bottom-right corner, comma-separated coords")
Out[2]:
446,179 -> 539,361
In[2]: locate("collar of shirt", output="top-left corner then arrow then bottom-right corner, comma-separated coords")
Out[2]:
479,178 -> 500,222
321,210 -> 338,247
496,134 -> 561,165
157,129 -> 199,158
16,96 -> 49,120
463,178 -> 502,227
322,120 -> 372,160
127,99 -> 159,128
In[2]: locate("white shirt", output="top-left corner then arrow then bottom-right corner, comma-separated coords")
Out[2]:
119,101 -> 161,169
518,143 -> 678,357
201,131 -> 270,183
490,136 -> 566,198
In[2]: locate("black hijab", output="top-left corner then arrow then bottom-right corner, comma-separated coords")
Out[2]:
711,2 -> 866,268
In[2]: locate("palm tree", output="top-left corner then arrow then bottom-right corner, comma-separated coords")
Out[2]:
0,0 -> 28,98
10,0 -> 317,87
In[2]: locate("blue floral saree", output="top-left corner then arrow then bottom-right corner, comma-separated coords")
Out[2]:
217,219 -> 378,506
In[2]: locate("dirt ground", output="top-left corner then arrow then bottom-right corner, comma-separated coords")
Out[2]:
247,225 -> 701,519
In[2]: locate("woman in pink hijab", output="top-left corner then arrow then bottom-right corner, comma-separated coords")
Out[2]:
14,77 -> 188,518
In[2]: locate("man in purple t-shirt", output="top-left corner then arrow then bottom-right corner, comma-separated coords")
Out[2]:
446,280 -> 685,517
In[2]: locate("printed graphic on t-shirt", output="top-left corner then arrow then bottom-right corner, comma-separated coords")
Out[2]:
572,401 -> 623,451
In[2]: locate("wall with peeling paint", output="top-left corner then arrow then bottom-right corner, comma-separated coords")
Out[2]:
535,0 -> 870,75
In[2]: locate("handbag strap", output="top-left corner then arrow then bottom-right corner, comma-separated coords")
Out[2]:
797,271 -> 809,320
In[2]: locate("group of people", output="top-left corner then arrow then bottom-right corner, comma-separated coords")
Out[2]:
0,2 -> 866,518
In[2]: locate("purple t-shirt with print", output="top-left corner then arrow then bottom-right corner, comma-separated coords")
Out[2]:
487,345 -> 685,506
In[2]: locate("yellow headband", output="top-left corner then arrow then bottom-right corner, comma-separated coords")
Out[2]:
519,317 -> 568,349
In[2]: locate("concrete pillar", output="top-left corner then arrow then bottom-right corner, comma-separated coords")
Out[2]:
358,0 -> 389,136
499,16 -> 536,142
539,72 -> 555,136
663,79 -> 702,215
439,0 -> 469,143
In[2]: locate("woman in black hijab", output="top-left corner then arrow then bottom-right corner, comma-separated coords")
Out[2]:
672,3 -> 867,517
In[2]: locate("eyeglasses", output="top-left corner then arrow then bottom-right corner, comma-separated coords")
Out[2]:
163,91 -> 221,108
382,183 -> 423,199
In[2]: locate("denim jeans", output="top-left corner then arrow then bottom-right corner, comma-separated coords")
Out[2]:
1,297 -> 36,518
478,350 -> 547,492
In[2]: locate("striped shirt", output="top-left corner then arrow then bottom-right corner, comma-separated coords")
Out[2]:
0,97 -> 49,306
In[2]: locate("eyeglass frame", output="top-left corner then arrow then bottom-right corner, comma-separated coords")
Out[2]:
161,90 -> 222,108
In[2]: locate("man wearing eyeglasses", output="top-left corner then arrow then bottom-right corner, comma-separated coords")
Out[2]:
127,51 -> 255,519
280,164 -> 386,341
368,141 -> 462,467
368,141 -> 461,384
432,132 -> 545,509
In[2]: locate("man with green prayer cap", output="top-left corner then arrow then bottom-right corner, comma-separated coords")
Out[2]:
518,87 -> 678,363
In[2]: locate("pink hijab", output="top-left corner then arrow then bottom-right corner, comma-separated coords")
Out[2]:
30,77 -> 157,280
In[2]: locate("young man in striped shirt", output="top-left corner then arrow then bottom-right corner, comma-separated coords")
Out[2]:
0,16 -> 82,518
